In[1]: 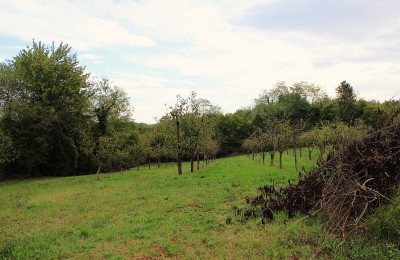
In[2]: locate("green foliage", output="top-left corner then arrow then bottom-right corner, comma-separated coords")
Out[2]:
217,113 -> 253,156
91,78 -> 130,137
0,128 -> 14,165
0,41 -> 90,177
0,41 -> 139,178
161,92 -> 221,174
336,80 -> 357,125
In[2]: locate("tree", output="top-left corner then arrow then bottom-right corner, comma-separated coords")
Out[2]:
242,135 -> 258,160
111,121 -> 138,173
181,98 -> 201,172
0,129 -> 15,165
276,119 -> 290,169
256,81 -> 289,104
86,78 -> 134,175
93,135 -> 118,180
155,115 -> 176,167
0,41 -> 91,177
300,131 -> 317,160
336,81 -> 357,125
91,78 -> 130,137
169,93 -> 192,175
313,125 -> 335,161
217,113 -> 253,156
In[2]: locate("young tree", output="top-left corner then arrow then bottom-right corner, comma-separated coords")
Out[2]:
300,130 -> 317,160
276,119 -> 290,169
242,135 -> 258,160
169,94 -> 191,175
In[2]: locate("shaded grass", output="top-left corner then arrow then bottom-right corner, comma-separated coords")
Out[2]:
0,151 -> 398,259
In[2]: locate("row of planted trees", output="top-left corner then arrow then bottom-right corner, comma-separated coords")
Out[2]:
240,80 -> 383,170
135,92 -> 221,175
243,120 -> 365,170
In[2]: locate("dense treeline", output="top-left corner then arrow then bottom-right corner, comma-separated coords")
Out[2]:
0,42 -> 137,178
1,41 -> 399,178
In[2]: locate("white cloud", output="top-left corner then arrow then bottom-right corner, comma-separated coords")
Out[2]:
79,53 -> 104,64
1,0 -> 399,123
0,0 -> 155,50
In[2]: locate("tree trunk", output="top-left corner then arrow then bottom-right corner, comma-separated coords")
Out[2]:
299,147 -> 302,157
96,162 -> 103,181
176,119 -> 182,175
262,151 -> 265,165
197,153 -> 200,170
148,159 -> 151,170
157,158 -> 160,168
319,146 -> 325,161
308,148 -> 312,160
190,156 -> 194,172
269,151 -> 275,166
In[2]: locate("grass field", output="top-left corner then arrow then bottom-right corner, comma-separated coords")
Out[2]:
0,152 -> 398,259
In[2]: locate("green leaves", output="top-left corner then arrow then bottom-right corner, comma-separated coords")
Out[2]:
0,41 -> 92,177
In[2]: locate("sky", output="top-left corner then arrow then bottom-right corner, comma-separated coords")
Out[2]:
1,0 -> 400,124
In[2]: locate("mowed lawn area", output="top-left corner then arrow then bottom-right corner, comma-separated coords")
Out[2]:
0,153 -> 347,259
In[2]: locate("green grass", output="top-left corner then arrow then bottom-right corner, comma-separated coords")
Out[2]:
0,151 -> 399,259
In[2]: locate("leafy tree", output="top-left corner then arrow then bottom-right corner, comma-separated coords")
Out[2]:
312,125 -> 335,161
276,119 -> 290,169
288,120 -> 305,171
91,78 -> 130,137
0,129 -> 15,165
181,99 -> 201,172
336,81 -> 357,125
217,113 -> 253,156
256,81 -> 289,104
156,115 -> 177,167
93,135 -> 118,180
166,92 -> 221,174
242,135 -> 258,160
111,121 -> 138,173
0,41 -> 90,177
168,93 -> 192,175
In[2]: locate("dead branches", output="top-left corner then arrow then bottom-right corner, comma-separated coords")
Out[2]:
244,122 -> 400,237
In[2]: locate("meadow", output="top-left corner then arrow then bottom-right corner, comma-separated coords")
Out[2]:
0,152 -> 398,259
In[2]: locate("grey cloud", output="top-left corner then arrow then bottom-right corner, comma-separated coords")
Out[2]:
239,0 -> 400,42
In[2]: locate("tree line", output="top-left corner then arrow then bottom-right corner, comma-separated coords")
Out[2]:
1,41 -> 399,178
240,81 -> 399,169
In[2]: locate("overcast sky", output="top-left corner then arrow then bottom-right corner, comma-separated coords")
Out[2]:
1,0 -> 399,123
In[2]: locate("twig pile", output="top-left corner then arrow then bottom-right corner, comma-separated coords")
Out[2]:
321,122 -> 400,235
244,122 -> 400,237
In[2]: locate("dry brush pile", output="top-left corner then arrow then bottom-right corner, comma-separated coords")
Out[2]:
242,121 -> 400,237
